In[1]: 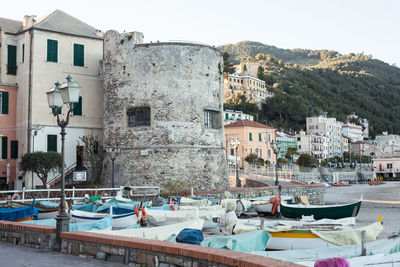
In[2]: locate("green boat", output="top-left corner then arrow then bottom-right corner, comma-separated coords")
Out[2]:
280,197 -> 362,220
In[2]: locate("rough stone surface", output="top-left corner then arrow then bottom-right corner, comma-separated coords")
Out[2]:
96,250 -> 108,261
103,30 -> 229,191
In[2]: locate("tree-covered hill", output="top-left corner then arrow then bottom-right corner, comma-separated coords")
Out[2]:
219,42 -> 400,137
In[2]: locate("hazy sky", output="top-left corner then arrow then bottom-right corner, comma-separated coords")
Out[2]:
2,0 -> 399,66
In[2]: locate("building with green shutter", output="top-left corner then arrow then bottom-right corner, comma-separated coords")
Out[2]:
0,10 -> 104,188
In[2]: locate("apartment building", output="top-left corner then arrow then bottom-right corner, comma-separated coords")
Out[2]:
0,10 -> 104,188
295,130 -> 328,161
224,120 -> 276,165
342,122 -> 363,142
224,110 -> 254,125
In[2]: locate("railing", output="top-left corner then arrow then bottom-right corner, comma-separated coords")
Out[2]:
0,186 -> 160,204
46,162 -> 76,186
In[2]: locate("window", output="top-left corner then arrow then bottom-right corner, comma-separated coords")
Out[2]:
47,135 -> 57,152
94,141 -> 99,155
204,109 -> 221,129
73,44 -> 84,66
259,133 -> 262,141
7,45 -> 17,75
249,148 -> 253,154
387,163 -> 393,169
225,113 -> 228,120
249,132 -> 253,141
297,137 -> 301,141
268,149 -> 271,159
47,39 -> 58,62
0,91 -> 9,114
22,44 -> 25,63
230,148 -> 234,156
128,107 -> 151,127
1,136 -> 7,159
10,140 -> 18,159
73,96 -> 82,116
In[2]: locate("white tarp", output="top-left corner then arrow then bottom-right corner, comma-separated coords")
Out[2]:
91,218 -> 204,241
145,206 -> 225,224
179,197 -> 210,207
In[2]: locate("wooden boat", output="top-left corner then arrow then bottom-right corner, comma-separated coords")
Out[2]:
332,181 -> 351,187
251,195 -> 293,213
9,201 -> 59,220
0,206 -> 38,221
70,209 -> 141,229
280,197 -> 362,220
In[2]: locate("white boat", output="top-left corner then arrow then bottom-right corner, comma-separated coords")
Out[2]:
37,209 -> 59,220
70,209 -> 140,229
251,195 -> 293,213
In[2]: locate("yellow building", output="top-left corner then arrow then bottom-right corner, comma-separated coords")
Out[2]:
225,120 -> 276,165
223,73 -> 272,106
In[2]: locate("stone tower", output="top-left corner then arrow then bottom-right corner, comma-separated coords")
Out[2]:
103,30 -> 229,191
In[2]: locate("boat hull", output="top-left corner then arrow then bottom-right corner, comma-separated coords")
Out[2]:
280,200 -> 362,220
71,210 -> 139,228
267,231 -> 337,250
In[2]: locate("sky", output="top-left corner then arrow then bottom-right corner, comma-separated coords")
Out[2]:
2,0 -> 399,66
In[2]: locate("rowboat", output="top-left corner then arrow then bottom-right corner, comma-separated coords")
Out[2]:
70,209 -> 141,229
8,201 -> 60,220
280,196 -> 362,220
0,206 -> 38,221
250,195 -> 293,213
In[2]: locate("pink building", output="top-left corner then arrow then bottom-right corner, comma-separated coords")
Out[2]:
373,157 -> 400,179
0,84 -> 18,189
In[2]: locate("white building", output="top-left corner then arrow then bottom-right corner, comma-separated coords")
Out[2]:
342,122 -> 363,142
296,130 -> 328,161
0,10 -> 104,188
306,114 -> 342,158
224,110 -> 254,125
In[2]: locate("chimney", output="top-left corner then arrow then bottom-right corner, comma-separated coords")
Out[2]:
23,15 -> 37,27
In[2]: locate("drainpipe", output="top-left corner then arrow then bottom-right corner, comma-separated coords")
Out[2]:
27,29 -> 33,153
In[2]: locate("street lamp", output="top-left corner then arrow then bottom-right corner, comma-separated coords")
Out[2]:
270,140 -> 281,186
46,75 -> 81,251
105,144 -> 121,195
230,139 -> 240,187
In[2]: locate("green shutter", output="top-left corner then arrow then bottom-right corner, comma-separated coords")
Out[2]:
22,44 -> 25,63
47,39 -> 58,62
249,132 -> 253,141
47,135 -> 57,152
73,96 -> 82,115
51,107 -> 62,114
1,136 -> 8,159
259,133 -> 262,141
225,113 -> 228,119
73,44 -> 84,66
2,91 -> 8,114
10,140 -> 18,159
7,45 -> 17,75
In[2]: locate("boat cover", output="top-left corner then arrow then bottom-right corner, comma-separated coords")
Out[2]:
71,203 -> 98,212
250,195 -> 293,201
221,199 -> 237,212
310,221 -> 383,246
201,230 -> 271,252
179,197 -> 210,207
145,206 -> 225,223
0,206 -> 38,221
252,235 -> 400,263
90,218 -> 204,241
148,204 -> 179,211
22,216 -> 112,231
38,201 -> 59,208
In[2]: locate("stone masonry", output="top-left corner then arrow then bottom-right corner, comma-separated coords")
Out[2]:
103,30 -> 229,191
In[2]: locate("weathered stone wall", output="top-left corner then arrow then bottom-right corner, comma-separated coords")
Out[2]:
103,30 -> 229,191
196,184 -> 327,205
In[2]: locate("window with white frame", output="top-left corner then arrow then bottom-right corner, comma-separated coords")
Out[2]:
204,109 -> 221,129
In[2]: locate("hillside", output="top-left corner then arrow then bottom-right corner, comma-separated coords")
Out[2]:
219,42 -> 400,137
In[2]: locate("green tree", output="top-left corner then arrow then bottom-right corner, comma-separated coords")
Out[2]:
296,153 -> 318,167
285,147 -> 298,160
20,152 -> 62,186
245,153 -> 259,164
222,52 -> 236,74
257,66 -> 265,80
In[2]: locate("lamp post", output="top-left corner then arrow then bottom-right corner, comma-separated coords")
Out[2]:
270,140 -> 281,186
46,75 -> 81,251
230,139 -> 240,187
105,145 -> 121,195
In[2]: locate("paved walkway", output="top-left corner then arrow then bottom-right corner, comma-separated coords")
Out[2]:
0,241 -> 124,267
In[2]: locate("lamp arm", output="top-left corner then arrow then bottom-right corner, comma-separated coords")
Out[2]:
65,107 -> 74,125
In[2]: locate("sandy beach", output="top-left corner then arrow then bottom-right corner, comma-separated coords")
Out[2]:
324,181 -> 400,238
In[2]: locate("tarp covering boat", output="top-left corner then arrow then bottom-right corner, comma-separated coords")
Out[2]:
252,234 -> 400,263
145,206 -> 225,224
0,206 -> 38,221
201,230 -> 271,252
179,197 -> 210,207
37,201 -> 59,208
22,216 -> 112,231
90,218 -> 204,241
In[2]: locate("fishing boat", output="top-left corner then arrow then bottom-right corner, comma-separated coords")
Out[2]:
70,207 -> 144,229
250,195 -> 293,213
280,196 -> 362,220
22,216 -> 113,231
9,201 -> 59,220
0,205 -> 38,221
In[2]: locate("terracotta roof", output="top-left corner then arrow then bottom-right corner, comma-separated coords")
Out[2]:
224,120 -> 275,129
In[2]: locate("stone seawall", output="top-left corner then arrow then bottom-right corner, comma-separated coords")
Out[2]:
196,184 -> 326,205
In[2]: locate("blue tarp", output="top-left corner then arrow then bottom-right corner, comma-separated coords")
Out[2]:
23,216 -> 112,231
72,203 -> 98,212
0,206 -> 38,221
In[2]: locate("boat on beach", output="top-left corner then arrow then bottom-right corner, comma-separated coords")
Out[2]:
8,201 -> 59,220
280,196 -> 362,220
0,205 -> 38,221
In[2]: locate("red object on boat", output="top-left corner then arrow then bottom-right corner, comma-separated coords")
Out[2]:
332,181 -> 351,187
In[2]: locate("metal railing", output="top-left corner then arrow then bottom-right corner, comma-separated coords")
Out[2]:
46,162 -> 76,185
0,186 -> 160,204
